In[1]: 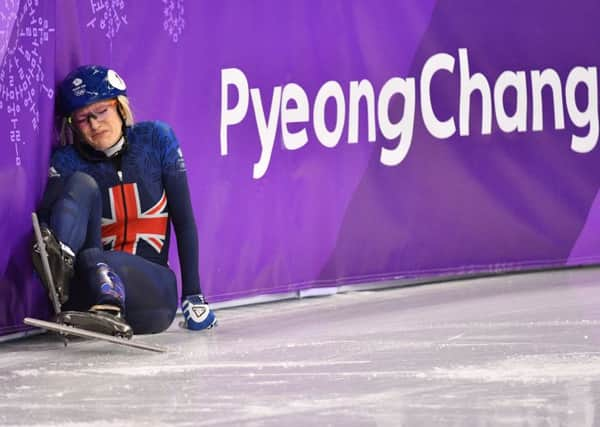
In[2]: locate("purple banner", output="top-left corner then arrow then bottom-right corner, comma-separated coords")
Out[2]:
3,0 -> 600,335
1,0 -> 55,335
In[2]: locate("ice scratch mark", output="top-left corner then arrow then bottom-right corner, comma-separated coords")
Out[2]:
447,332 -> 465,341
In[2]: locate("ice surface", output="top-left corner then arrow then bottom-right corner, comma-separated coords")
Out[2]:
2,267 -> 600,426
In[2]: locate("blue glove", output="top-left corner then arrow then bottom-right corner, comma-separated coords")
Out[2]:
181,294 -> 217,331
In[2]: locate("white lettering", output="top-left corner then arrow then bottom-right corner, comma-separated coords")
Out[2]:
219,50 -> 600,179
421,53 -> 456,139
377,77 -> 416,166
251,87 -> 282,179
313,81 -> 346,148
459,48 -> 492,136
565,66 -> 599,153
531,68 -> 565,131
220,68 -> 249,156
281,83 -> 309,150
348,80 -> 376,143
494,71 -> 527,133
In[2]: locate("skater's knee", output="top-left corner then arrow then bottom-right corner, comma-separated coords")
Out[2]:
128,306 -> 177,334
125,281 -> 178,334
76,247 -> 107,271
67,171 -> 97,189
65,172 -> 100,203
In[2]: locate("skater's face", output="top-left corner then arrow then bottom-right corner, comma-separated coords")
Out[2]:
71,99 -> 123,151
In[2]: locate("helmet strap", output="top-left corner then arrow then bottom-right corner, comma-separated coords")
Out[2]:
115,99 -> 129,155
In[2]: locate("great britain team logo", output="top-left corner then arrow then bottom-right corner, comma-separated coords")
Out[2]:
101,183 -> 168,254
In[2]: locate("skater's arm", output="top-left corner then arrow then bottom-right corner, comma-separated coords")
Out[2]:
157,122 -> 203,300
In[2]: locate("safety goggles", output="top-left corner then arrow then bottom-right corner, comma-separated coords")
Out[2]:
69,99 -> 118,127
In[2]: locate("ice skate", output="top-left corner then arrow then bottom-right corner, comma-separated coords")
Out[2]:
57,304 -> 133,339
56,261 -> 133,338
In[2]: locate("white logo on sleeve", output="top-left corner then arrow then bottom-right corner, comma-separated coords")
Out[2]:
176,147 -> 186,171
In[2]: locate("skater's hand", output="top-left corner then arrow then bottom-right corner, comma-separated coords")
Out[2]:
181,294 -> 217,331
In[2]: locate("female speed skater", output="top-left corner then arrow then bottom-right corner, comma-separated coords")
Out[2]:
32,65 -> 217,336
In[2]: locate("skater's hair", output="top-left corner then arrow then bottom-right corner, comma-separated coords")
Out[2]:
59,95 -> 134,146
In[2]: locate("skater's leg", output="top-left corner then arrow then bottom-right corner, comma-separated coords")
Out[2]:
62,247 -> 132,337
49,171 -> 102,253
65,249 -> 177,334
105,251 -> 178,334
71,248 -> 126,308
32,172 -> 103,304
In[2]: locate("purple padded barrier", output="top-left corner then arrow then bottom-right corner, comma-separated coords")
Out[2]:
0,0 -> 55,335
2,0 -> 600,335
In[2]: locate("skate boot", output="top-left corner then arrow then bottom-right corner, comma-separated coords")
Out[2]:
58,305 -> 133,338
31,225 -> 74,305
58,262 -> 133,338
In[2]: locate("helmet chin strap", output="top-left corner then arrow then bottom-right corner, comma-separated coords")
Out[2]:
114,98 -> 129,155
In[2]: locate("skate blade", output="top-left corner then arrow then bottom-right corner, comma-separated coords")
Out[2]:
31,212 -> 62,315
24,317 -> 166,353
58,311 -> 133,339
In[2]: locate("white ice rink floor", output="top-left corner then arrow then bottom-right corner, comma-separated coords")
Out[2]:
2,267 -> 600,426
